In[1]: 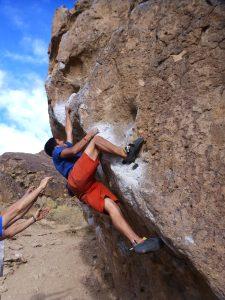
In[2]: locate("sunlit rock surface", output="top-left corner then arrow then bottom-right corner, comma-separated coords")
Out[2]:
46,0 -> 225,299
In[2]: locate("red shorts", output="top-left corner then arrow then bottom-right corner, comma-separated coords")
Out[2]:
67,152 -> 118,213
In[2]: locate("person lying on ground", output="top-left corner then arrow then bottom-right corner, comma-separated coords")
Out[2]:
0,177 -> 52,240
44,107 -> 161,254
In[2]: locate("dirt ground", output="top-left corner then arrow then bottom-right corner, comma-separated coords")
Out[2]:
0,216 -> 116,300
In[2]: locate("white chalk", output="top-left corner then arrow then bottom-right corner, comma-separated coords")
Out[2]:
184,235 -> 195,245
53,101 -> 66,125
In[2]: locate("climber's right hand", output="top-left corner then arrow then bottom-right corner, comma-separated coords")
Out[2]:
65,106 -> 72,114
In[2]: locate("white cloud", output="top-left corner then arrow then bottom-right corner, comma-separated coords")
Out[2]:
32,39 -> 47,58
2,2 -> 27,29
0,69 -> 51,155
4,51 -> 45,65
0,70 -> 6,88
22,37 -> 48,63
0,125 -> 44,154
5,37 -> 48,65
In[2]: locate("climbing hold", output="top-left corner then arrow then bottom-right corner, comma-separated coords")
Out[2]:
132,163 -> 139,170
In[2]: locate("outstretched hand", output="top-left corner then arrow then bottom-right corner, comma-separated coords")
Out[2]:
39,176 -> 52,191
34,207 -> 50,221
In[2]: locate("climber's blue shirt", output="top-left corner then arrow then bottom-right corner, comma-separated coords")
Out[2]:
52,142 -> 82,178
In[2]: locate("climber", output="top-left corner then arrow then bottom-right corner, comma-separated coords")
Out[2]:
44,107 -> 161,254
0,177 -> 52,240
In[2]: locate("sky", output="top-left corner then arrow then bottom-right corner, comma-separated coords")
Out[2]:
0,0 -> 76,154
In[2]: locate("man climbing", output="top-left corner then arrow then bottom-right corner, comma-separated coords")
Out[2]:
44,107 -> 161,253
0,177 -> 51,240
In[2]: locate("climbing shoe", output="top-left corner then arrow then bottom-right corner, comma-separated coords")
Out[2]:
130,237 -> 162,254
122,137 -> 144,164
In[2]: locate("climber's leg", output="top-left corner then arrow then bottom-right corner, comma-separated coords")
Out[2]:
85,135 -> 126,160
104,197 -> 163,253
104,197 -> 143,244
85,135 -> 144,164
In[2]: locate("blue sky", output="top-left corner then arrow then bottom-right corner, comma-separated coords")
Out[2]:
0,0 -> 76,154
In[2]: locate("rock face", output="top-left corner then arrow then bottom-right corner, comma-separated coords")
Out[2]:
0,152 -> 66,204
46,0 -> 225,299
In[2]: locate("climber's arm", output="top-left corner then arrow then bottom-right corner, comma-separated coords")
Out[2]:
60,130 -> 97,159
1,177 -> 51,228
5,202 -> 34,229
65,107 -> 73,143
2,217 -> 35,240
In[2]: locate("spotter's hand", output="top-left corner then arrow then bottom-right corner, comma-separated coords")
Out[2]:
34,207 -> 50,221
39,176 -> 52,191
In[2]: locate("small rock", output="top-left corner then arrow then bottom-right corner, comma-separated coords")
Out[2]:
9,244 -> 23,251
15,252 -> 22,259
3,267 -> 13,277
32,243 -> 42,248
22,233 -> 32,237
0,285 -> 8,293
37,231 -> 52,236
138,79 -> 145,86
4,252 -> 27,265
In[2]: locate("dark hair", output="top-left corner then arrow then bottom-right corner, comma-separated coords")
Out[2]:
44,137 -> 57,157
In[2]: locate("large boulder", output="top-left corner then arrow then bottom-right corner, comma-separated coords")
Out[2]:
46,0 -> 225,299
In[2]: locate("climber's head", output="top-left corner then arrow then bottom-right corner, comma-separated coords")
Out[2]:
44,137 -> 65,157
44,137 -> 57,157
